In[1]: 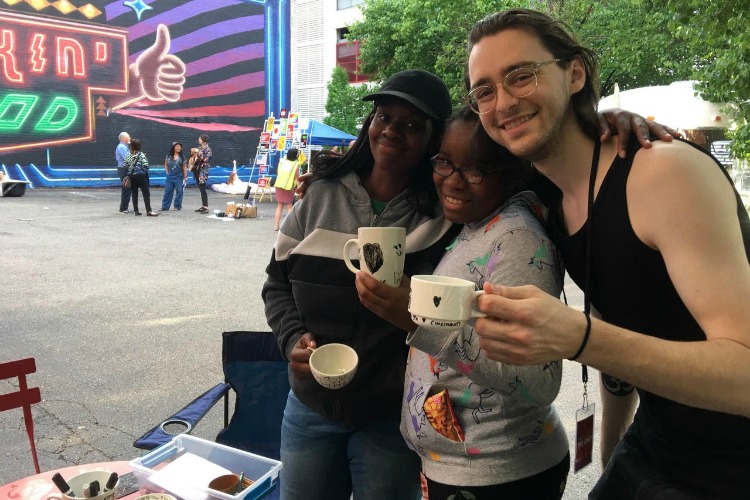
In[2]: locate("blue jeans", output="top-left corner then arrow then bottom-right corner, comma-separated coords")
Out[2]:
162,176 -> 184,210
280,391 -> 420,500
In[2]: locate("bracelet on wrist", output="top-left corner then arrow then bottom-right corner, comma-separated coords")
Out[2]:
569,311 -> 591,361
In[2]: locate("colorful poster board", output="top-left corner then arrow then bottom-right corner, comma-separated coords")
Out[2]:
250,112 -> 304,180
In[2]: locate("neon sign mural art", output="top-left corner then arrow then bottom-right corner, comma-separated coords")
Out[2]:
0,0 -> 290,189
0,9 -> 129,152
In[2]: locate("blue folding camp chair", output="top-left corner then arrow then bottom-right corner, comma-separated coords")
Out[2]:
134,331 -> 289,462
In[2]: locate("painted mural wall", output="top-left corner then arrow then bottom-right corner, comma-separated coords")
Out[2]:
0,0 -> 290,187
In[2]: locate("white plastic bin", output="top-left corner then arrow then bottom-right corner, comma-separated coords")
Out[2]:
129,435 -> 282,500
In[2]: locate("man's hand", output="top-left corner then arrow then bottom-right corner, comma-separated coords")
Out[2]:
597,108 -> 681,158
474,282 -> 585,364
289,333 -> 317,380
355,272 -> 415,333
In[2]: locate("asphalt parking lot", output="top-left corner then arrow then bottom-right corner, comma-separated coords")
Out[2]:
1,186 -> 602,498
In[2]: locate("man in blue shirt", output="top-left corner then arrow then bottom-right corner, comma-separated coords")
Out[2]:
116,132 -> 132,214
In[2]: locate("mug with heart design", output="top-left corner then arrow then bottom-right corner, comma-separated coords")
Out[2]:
343,227 -> 406,287
408,275 -> 486,331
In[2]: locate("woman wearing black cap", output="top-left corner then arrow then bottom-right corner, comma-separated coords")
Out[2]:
161,142 -> 187,211
263,69 -> 457,500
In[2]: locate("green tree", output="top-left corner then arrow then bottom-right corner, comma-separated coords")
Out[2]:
657,0 -> 750,158
324,65 -> 372,136
348,0 -> 524,103
556,1 -> 693,97
347,0 -> 692,105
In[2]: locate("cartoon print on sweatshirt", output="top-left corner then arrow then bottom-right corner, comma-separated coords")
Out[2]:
528,240 -> 557,272
489,376 -> 540,406
484,242 -> 504,280
445,235 -> 461,252
518,418 -> 556,447
406,380 -> 428,442
513,376 -> 541,405
446,229 -> 474,254
543,360 -> 561,379
467,239 -> 505,289
454,383 -> 496,426
454,328 -> 481,374
529,200 -> 545,222
430,356 -> 449,380
467,252 -> 490,285
484,213 -> 502,233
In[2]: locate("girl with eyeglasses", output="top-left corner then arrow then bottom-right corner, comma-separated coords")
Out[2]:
356,105 -> 568,499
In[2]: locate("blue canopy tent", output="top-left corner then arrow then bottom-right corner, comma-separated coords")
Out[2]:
306,120 -> 356,146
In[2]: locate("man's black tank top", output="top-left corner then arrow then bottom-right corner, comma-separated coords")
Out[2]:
548,137 -> 750,496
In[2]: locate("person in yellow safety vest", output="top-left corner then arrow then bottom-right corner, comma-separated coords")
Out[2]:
274,148 -> 300,230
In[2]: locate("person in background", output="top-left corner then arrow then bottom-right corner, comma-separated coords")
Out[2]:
188,147 -> 201,182
124,138 -> 158,217
195,134 -> 212,213
273,148 -> 300,231
161,142 -> 187,211
466,9 -> 750,498
116,132 -> 132,214
356,105 -> 569,499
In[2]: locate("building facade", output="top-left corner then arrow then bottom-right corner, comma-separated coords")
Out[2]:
290,0 -> 364,122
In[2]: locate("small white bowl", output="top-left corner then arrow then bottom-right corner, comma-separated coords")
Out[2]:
309,343 -> 358,390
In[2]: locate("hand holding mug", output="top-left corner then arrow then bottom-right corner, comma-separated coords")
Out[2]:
356,272 -> 415,332
409,275 -> 486,331
290,333 -> 317,380
343,227 -> 406,287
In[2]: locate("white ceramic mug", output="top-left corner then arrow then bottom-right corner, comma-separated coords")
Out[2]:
343,227 -> 406,287
408,275 -> 486,331
47,471 -> 119,500
309,343 -> 358,390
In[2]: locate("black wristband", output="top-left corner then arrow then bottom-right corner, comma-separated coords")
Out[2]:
569,311 -> 591,361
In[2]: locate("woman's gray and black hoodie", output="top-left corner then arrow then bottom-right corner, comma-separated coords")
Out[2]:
263,171 -> 458,425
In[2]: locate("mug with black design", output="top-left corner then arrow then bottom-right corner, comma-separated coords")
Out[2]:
343,227 -> 406,287
408,275 -> 486,331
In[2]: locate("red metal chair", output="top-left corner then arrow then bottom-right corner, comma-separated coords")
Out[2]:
0,357 -> 42,473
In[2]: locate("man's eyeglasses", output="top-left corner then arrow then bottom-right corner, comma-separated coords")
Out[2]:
465,59 -> 566,115
431,156 -> 493,184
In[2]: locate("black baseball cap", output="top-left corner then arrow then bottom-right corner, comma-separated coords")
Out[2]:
363,69 -> 452,122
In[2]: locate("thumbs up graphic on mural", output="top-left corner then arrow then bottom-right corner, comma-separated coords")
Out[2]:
134,24 -> 186,102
